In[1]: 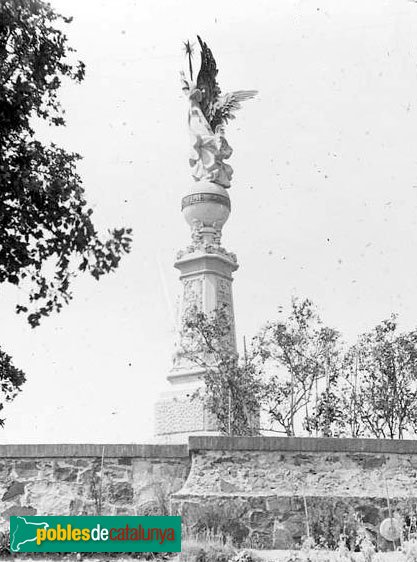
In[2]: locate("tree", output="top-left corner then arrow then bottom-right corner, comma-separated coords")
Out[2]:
0,0 -> 131,328
345,316 -> 417,439
0,0 -> 131,423
179,299 -> 417,440
252,298 -> 341,436
303,382 -> 349,437
307,316 -> 417,439
0,348 -> 26,427
180,305 -> 262,436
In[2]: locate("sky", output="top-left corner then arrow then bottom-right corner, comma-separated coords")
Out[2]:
1,0 -> 417,444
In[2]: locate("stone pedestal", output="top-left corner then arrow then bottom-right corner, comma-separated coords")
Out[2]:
154,181 -> 238,443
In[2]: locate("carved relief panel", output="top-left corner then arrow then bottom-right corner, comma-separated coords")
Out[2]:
216,277 -> 236,350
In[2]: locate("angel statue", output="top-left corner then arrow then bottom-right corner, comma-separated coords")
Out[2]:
181,36 -> 257,188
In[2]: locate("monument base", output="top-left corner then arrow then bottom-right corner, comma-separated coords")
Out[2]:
154,383 -> 218,443
154,180 -> 237,443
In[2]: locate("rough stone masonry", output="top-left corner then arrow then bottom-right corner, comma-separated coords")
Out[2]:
2,437 -> 417,549
0,444 -> 190,529
172,436 -> 417,549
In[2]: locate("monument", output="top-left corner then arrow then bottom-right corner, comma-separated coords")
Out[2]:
154,37 -> 257,443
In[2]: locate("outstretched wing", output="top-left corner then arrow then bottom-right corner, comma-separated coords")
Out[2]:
211,90 -> 258,131
196,35 -> 221,129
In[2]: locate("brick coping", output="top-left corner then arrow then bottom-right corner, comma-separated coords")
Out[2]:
0,443 -> 188,458
1,436 -> 417,458
188,435 -> 417,454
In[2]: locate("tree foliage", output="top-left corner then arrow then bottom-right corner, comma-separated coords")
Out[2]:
305,316 -> 417,439
0,348 -> 26,427
0,0 -> 132,426
345,317 -> 417,439
256,305 -> 417,439
0,0 -> 132,328
180,305 -> 262,436
252,298 -> 341,436
181,298 -> 417,440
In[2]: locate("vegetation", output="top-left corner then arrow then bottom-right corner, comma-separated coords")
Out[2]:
304,315 -> 417,440
180,533 -> 236,562
252,298 -> 341,437
0,0 -> 131,327
182,298 -> 417,439
180,305 -> 262,436
178,516 -> 417,562
183,502 -> 250,547
0,0 -> 131,425
0,347 -> 26,427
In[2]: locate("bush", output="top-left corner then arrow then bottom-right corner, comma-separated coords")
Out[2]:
307,500 -> 363,550
185,503 -> 249,547
180,535 -> 236,562
230,549 -> 262,562
0,531 -> 10,556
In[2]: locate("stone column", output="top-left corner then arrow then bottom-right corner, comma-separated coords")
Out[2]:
154,180 -> 238,443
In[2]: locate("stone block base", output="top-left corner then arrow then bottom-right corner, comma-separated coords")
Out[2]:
154,386 -> 218,443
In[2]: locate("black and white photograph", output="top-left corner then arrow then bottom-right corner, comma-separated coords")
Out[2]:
1,0 -> 417,559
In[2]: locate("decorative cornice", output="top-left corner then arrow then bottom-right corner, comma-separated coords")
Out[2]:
177,246 -> 237,263
181,192 -> 231,212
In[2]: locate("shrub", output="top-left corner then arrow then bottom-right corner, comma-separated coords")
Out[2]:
402,539 -> 417,561
307,500 -> 363,549
185,503 -> 249,547
0,531 -> 10,556
180,535 -> 236,562
230,550 -> 262,562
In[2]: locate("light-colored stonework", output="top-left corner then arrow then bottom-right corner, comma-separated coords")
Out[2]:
179,450 -> 417,498
154,180 -> 238,442
154,36 -> 257,441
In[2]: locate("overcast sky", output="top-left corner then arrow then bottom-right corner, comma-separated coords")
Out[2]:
1,0 -> 417,444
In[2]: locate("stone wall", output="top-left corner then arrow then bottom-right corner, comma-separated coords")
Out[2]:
2,437 -> 417,550
0,444 -> 190,532
172,436 -> 417,549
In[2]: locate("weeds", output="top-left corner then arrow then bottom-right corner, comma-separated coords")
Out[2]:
180,530 -> 236,562
184,503 -> 249,547
88,447 -> 106,516
0,531 -> 10,556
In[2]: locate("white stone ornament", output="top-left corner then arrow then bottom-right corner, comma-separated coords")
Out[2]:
379,517 -> 402,541
180,36 -> 257,189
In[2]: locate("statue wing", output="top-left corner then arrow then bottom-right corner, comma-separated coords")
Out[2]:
196,35 -> 221,130
211,90 -> 258,130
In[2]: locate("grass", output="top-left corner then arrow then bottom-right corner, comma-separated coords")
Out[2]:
179,530 -> 236,562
